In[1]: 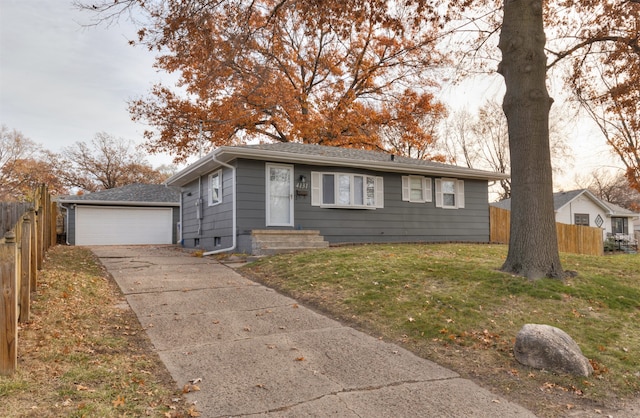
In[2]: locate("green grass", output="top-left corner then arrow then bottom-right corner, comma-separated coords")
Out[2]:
0,378 -> 30,397
241,243 -> 640,416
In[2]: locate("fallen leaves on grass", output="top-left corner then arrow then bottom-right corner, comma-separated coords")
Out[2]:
112,395 -> 125,407
589,359 -> 610,376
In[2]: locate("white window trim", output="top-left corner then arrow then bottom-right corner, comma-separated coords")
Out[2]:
435,178 -> 465,209
402,175 -> 432,203
208,170 -> 222,206
311,171 -> 384,209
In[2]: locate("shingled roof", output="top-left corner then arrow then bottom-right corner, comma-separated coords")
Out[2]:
167,142 -> 509,187
491,189 -> 638,217
236,143 -> 455,168
491,189 -> 588,211
59,184 -> 179,205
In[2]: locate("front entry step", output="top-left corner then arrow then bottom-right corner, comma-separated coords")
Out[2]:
251,230 -> 329,256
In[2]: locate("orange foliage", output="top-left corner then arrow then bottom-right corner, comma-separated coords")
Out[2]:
125,0 -> 447,162
557,1 -> 640,192
11,155 -> 69,199
0,126 -> 67,201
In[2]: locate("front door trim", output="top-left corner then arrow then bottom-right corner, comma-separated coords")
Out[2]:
266,163 -> 294,227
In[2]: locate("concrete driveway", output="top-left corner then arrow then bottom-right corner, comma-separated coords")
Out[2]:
91,245 -> 536,417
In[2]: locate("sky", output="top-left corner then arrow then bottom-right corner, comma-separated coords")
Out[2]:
0,0 -> 625,188
0,0 -> 176,168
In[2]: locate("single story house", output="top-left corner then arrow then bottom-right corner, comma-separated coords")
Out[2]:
165,143 -> 508,255
491,189 -> 639,239
58,183 -> 180,245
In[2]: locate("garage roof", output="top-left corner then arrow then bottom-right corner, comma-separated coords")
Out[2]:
59,183 -> 180,207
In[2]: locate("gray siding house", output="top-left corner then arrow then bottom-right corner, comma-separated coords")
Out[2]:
166,143 -> 508,255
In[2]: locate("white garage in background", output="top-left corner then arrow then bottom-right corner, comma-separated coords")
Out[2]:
58,184 -> 180,246
76,206 -> 173,245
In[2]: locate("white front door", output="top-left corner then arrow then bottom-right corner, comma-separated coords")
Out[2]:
266,164 -> 294,226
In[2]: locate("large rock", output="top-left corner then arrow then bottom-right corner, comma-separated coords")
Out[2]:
514,324 -> 593,376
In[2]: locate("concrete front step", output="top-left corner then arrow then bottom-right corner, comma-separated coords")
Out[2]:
255,240 -> 329,249
251,230 -> 329,255
253,235 -> 326,243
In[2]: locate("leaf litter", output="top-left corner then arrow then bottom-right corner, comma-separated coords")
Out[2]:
0,246 -> 195,417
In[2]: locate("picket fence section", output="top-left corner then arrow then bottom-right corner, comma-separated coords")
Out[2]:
1,185 -> 56,375
490,206 -> 604,256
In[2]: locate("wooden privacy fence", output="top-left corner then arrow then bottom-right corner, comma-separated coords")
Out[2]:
1,185 -> 56,376
490,206 -> 604,256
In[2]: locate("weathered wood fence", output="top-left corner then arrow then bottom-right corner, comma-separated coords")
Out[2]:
490,206 -> 604,256
1,185 -> 56,375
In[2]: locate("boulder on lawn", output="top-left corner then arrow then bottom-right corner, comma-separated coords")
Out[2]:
514,324 -> 593,376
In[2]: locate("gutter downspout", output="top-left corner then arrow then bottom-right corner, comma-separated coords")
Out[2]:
197,176 -> 202,236
203,157 -> 237,255
179,188 -> 184,246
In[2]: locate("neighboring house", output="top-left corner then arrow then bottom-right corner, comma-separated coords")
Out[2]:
165,143 -> 508,255
58,184 -> 180,245
491,189 -> 639,239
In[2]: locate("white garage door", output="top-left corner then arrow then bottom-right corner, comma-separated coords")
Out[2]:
76,206 -> 173,245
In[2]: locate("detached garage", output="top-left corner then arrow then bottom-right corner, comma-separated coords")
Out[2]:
59,184 -> 180,246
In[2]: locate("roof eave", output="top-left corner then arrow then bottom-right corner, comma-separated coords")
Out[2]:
59,200 -> 178,207
584,190 -> 616,214
606,212 -> 639,219
555,189 -> 614,215
231,148 -> 509,180
166,146 -> 509,186
165,148 -> 226,187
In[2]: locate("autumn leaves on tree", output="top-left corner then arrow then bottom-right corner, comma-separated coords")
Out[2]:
124,0 -> 448,162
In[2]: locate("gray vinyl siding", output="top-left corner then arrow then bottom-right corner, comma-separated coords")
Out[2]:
180,158 -> 491,253
292,164 -> 489,245
236,159 -> 267,233
179,165 -> 236,250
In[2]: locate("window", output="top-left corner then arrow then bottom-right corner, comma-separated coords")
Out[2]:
208,170 -> 222,206
574,213 -> 589,226
311,172 -> 383,208
434,178 -> 465,209
402,176 -> 432,203
611,217 -> 628,234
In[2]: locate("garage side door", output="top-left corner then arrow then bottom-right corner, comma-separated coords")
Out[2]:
76,206 -> 173,245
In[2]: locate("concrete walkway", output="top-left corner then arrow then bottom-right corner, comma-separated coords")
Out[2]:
92,245 -> 536,418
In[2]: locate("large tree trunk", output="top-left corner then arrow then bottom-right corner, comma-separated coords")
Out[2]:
497,0 -> 564,280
